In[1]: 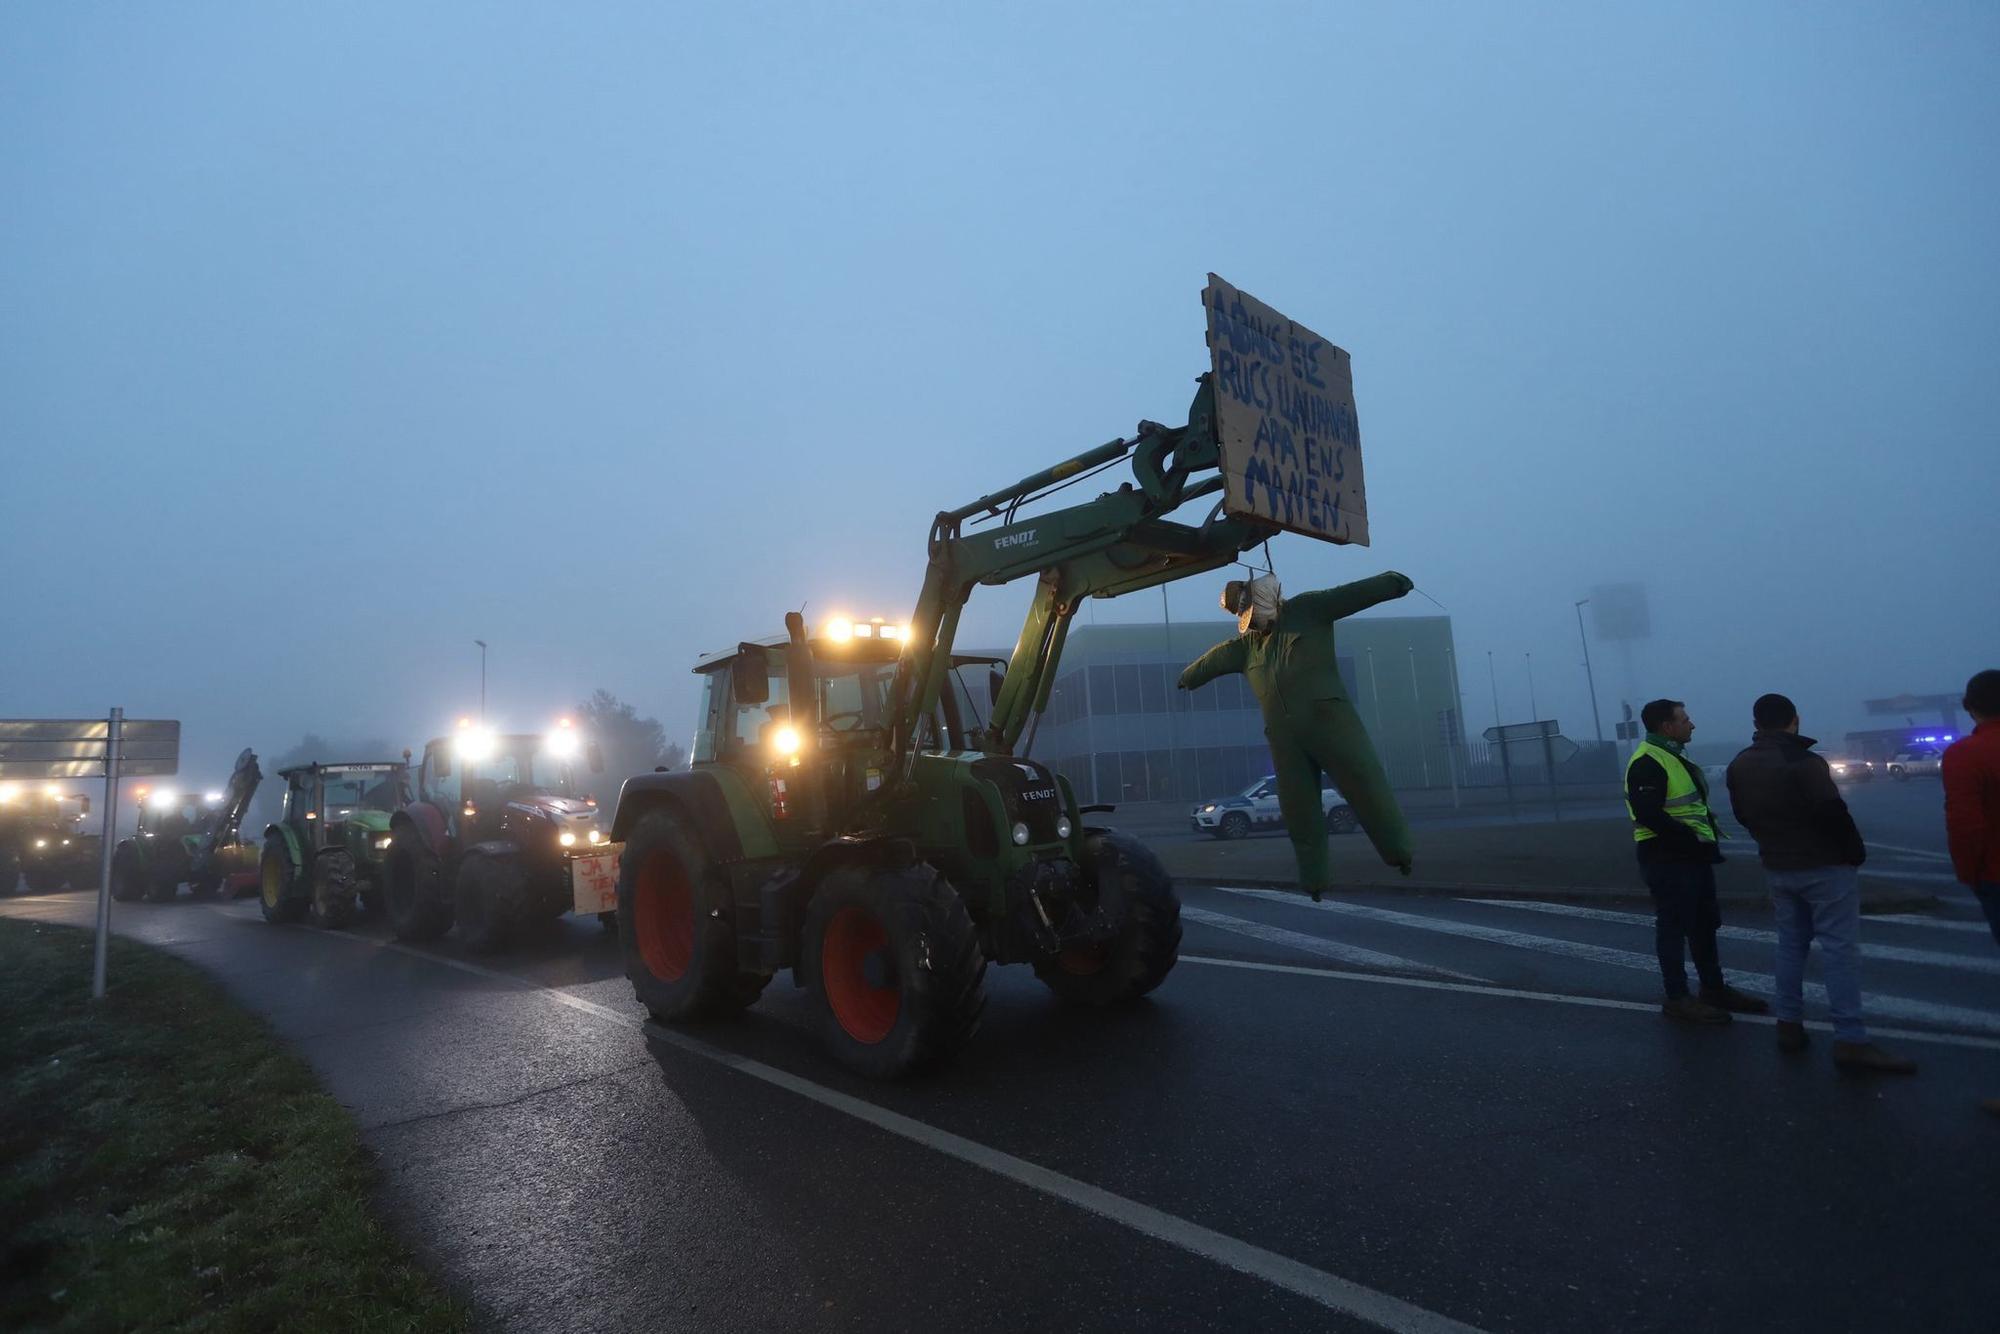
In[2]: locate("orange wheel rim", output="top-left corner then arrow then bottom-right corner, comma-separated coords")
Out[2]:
822,905 -> 899,1044
634,850 -> 694,982
1058,944 -> 1108,976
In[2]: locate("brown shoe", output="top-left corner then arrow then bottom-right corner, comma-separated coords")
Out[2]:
1775,1021 -> 1808,1053
1662,994 -> 1731,1025
1699,985 -> 1771,1015
1833,1041 -> 1917,1075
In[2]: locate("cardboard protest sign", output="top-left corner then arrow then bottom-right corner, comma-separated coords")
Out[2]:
1203,274 -> 1367,545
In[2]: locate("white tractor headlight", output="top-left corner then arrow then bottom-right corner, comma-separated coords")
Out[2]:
587,829 -> 603,844
559,831 -> 577,848
33,839 -> 47,849
1055,816 -> 1073,839
376,836 -> 392,850
1011,821 -> 1031,847
544,728 -> 580,760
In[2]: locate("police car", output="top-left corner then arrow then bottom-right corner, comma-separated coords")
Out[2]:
1191,775 -> 1359,840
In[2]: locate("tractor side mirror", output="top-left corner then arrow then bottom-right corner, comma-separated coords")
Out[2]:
733,645 -> 772,706
586,740 -> 604,774
988,668 -> 1005,706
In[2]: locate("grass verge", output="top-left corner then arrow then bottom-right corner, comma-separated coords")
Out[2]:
0,918 -> 468,1332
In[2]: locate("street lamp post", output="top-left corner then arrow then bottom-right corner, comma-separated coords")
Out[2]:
1526,652 -> 1539,721
474,639 -> 487,721
1574,599 -> 1604,746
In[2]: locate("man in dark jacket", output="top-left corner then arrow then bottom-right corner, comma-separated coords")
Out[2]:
1626,698 -> 1766,1024
1726,693 -> 1914,1074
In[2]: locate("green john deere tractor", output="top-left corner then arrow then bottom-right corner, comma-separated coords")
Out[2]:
259,760 -> 409,928
0,785 -> 96,894
607,370 -> 1297,1077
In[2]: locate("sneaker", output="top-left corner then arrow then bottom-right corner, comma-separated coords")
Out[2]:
1775,1021 -> 1808,1053
1699,985 -> 1771,1015
1662,994 -> 1731,1025
1833,1041 -> 1917,1075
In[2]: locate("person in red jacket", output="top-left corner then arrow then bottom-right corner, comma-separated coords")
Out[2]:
1941,668 -> 2000,1117
1944,670 -> 2000,940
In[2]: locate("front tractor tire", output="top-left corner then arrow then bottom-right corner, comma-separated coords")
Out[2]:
1034,830 -> 1181,1008
801,864 -> 987,1078
455,849 -> 526,954
382,831 -> 454,943
258,836 -> 307,925
310,850 -> 360,930
22,860 -> 69,893
110,845 -> 147,902
618,811 -> 767,1022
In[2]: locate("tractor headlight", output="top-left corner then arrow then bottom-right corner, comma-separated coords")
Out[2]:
455,728 -> 496,762
544,728 -> 580,760
587,829 -> 603,844
772,725 -> 801,757
559,831 -> 577,848
1055,816 -> 1073,839
376,836 -> 392,850
1011,821 -> 1031,847
33,838 -> 47,849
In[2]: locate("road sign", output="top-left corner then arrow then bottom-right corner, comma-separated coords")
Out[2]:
0,719 -> 180,778
1204,274 -> 1368,546
1483,720 -> 1558,743
1615,720 -> 1641,741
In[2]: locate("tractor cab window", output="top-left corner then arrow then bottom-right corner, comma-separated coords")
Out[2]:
815,661 -> 896,736
722,663 -> 791,761
421,747 -> 460,808
319,774 -> 396,822
692,671 -> 725,763
470,739 -> 579,799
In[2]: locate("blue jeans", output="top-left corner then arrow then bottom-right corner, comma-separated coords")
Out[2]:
1767,865 -> 1864,1041
1973,882 -> 2000,947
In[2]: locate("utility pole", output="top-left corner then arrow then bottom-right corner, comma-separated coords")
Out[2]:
1526,651 -> 1539,721
1487,650 -> 1503,728
474,640 -> 488,721
1574,598 -> 1604,745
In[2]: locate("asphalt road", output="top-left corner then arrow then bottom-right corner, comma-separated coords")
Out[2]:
5,831 -> 1996,1333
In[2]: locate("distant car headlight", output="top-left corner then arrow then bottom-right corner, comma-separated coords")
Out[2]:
1011,821 -> 1031,846
1055,816 -> 1073,839
559,831 -> 577,848
1202,803 -> 1217,812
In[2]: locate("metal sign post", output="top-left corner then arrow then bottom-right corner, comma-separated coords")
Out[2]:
0,713 -> 177,998
92,709 -> 122,999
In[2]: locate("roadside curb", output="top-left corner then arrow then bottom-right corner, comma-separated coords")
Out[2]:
1175,875 -> 1941,914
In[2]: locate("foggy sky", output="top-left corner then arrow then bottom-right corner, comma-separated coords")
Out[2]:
4,1 -> 1996,790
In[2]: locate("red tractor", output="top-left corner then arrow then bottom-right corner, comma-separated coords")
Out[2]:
380,719 -> 611,951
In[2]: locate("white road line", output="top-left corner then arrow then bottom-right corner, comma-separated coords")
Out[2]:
1467,899 -> 2000,976
328,927 -> 1488,1333
1873,914 -> 1996,936
1861,869 -> 1963,884
1861,842 -> 1953,862
1182,905 -> 1486,983
1177,955 -> 2000,1053
1219,888 -> 2000,1037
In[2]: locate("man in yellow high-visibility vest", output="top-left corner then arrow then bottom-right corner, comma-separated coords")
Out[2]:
1627,698 -> 1767,1024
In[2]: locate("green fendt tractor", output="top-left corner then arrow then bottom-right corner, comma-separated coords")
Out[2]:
259,760 -> 410,928
606,373 -> 1293,1076
110,750 -> 262,903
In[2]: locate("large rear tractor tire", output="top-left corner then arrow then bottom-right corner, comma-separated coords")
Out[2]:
617,810 -> 767,1021
455,850 -> 526,954
310,850 -> 360,930
801,863 -> 986,1078
1033,830 -> 1181,1007
382,834 -> 454,943
110,845 -> 147,903
258,836 -> 308,925
143,864 -> 181,904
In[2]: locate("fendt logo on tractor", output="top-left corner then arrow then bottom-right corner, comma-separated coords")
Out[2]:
992,529 -> 1037,550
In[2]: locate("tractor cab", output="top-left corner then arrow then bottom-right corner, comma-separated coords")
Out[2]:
414,723 -> 604,846
278,762 -> 409,857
